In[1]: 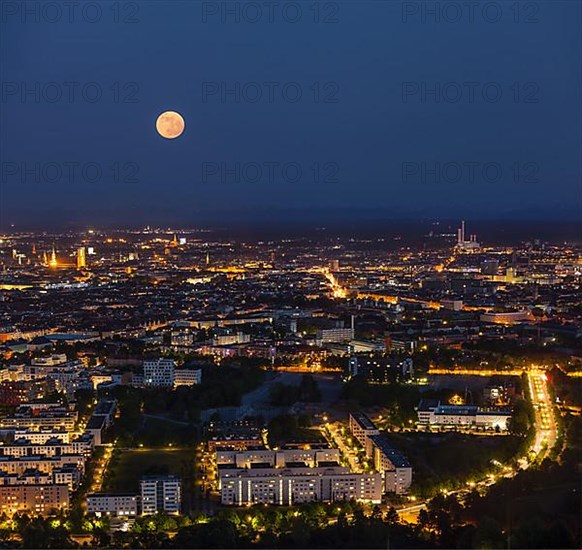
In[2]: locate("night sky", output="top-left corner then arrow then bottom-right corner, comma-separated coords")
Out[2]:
1,0 -> 580,227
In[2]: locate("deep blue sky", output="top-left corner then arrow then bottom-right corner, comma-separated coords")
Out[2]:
1,0 -> 580,227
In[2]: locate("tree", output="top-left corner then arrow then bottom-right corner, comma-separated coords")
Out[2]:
417,508 -> 430,530
385,506 -> 400,525
472,517 -> 505,549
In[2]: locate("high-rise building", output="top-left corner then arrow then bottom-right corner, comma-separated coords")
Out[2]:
77,247 -> 86,269
348,356 -> 359,377
140,476 -> 181,515
143,358 -> 175,387
49,247 -> 58,268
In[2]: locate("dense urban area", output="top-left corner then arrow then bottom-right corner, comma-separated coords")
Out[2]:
0,221 -> 580,548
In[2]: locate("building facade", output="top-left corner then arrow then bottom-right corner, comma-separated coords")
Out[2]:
140,476 -> 181,514
349,413 -> 380,456
219,467 -> 382,506
173,368 -> 202,387
143,358 -> 176,387
416,400 -> 511,430
87,493 -> 138,517
0,483 -> 69,515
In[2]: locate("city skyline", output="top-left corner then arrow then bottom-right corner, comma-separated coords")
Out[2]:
1,1 -> 580,548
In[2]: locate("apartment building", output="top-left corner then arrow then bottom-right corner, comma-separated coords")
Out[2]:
216,447 -> 341,469
348,413 -> 380,456
219,466 -> 382,505
143,358 -> 175,387
140,476 -> 181,514
0,455 -> 85,477
87,493 -> 139,517
416,400 -> 511,430
0,435 -> 94,459
174,368 -> 202,387
370,434 -> 412,494
0,483 -> 69,515
348,414 -> 413,494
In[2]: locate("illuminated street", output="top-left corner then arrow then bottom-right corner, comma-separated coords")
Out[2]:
527,369 -> 558,461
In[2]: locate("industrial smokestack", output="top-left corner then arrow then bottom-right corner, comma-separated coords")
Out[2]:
461,221 -> 465,243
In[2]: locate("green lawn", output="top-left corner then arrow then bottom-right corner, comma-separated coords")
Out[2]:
102,448 -> 194,494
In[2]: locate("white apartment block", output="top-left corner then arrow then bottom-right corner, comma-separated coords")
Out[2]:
348,415 -> 413,495
349,413 -> 380,456
0,437 -> 94,459
52,467 -> 80,491
140,476 -> 181,515
0,455 -> 85,477
370,435 -> 412,495
87,493 -> 138,517
317,328 -> 354,344
416,401 -> 511,430
143,358 -> 175,387
12,430 -> 70,444
0,413 -> 77,432
219,466 -> 382,505
213,332 -> 251,346
173,368 -> 202,387
216,447 -> 341,469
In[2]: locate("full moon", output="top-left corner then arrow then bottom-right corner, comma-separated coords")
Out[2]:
156,111 -> 185,139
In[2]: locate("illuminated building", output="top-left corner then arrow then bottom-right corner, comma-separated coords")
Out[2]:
143,358 -> 175,387
349,414 -> 413,494
49,247 -> 58,268
0,455 -> 85,476
416,400 -> 511,430
370,434 -> 413,494
77,247 -> 86,269
173,368 -> 202,387
0,483 -> 69,515
455,220 -> 481,251
219,467 -> 382,505
216,447 -> 341,469
349,413 -> 380,456
316,327 -> 354,344
0,408 -> 77,432
141,361 -> 200,389
87,493 -> 138,517
140,476 -> 181,514
0,436 -> 93,459
479,311 -> 532,324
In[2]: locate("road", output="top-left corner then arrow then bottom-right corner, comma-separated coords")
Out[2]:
323,422 -> 362,472
527,369 -> 557,461
396,367 -> 558,522
89,444 -> 114,493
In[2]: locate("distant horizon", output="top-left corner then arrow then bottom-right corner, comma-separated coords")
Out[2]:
1,206 -> 581,228
1,215 -> 579,244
